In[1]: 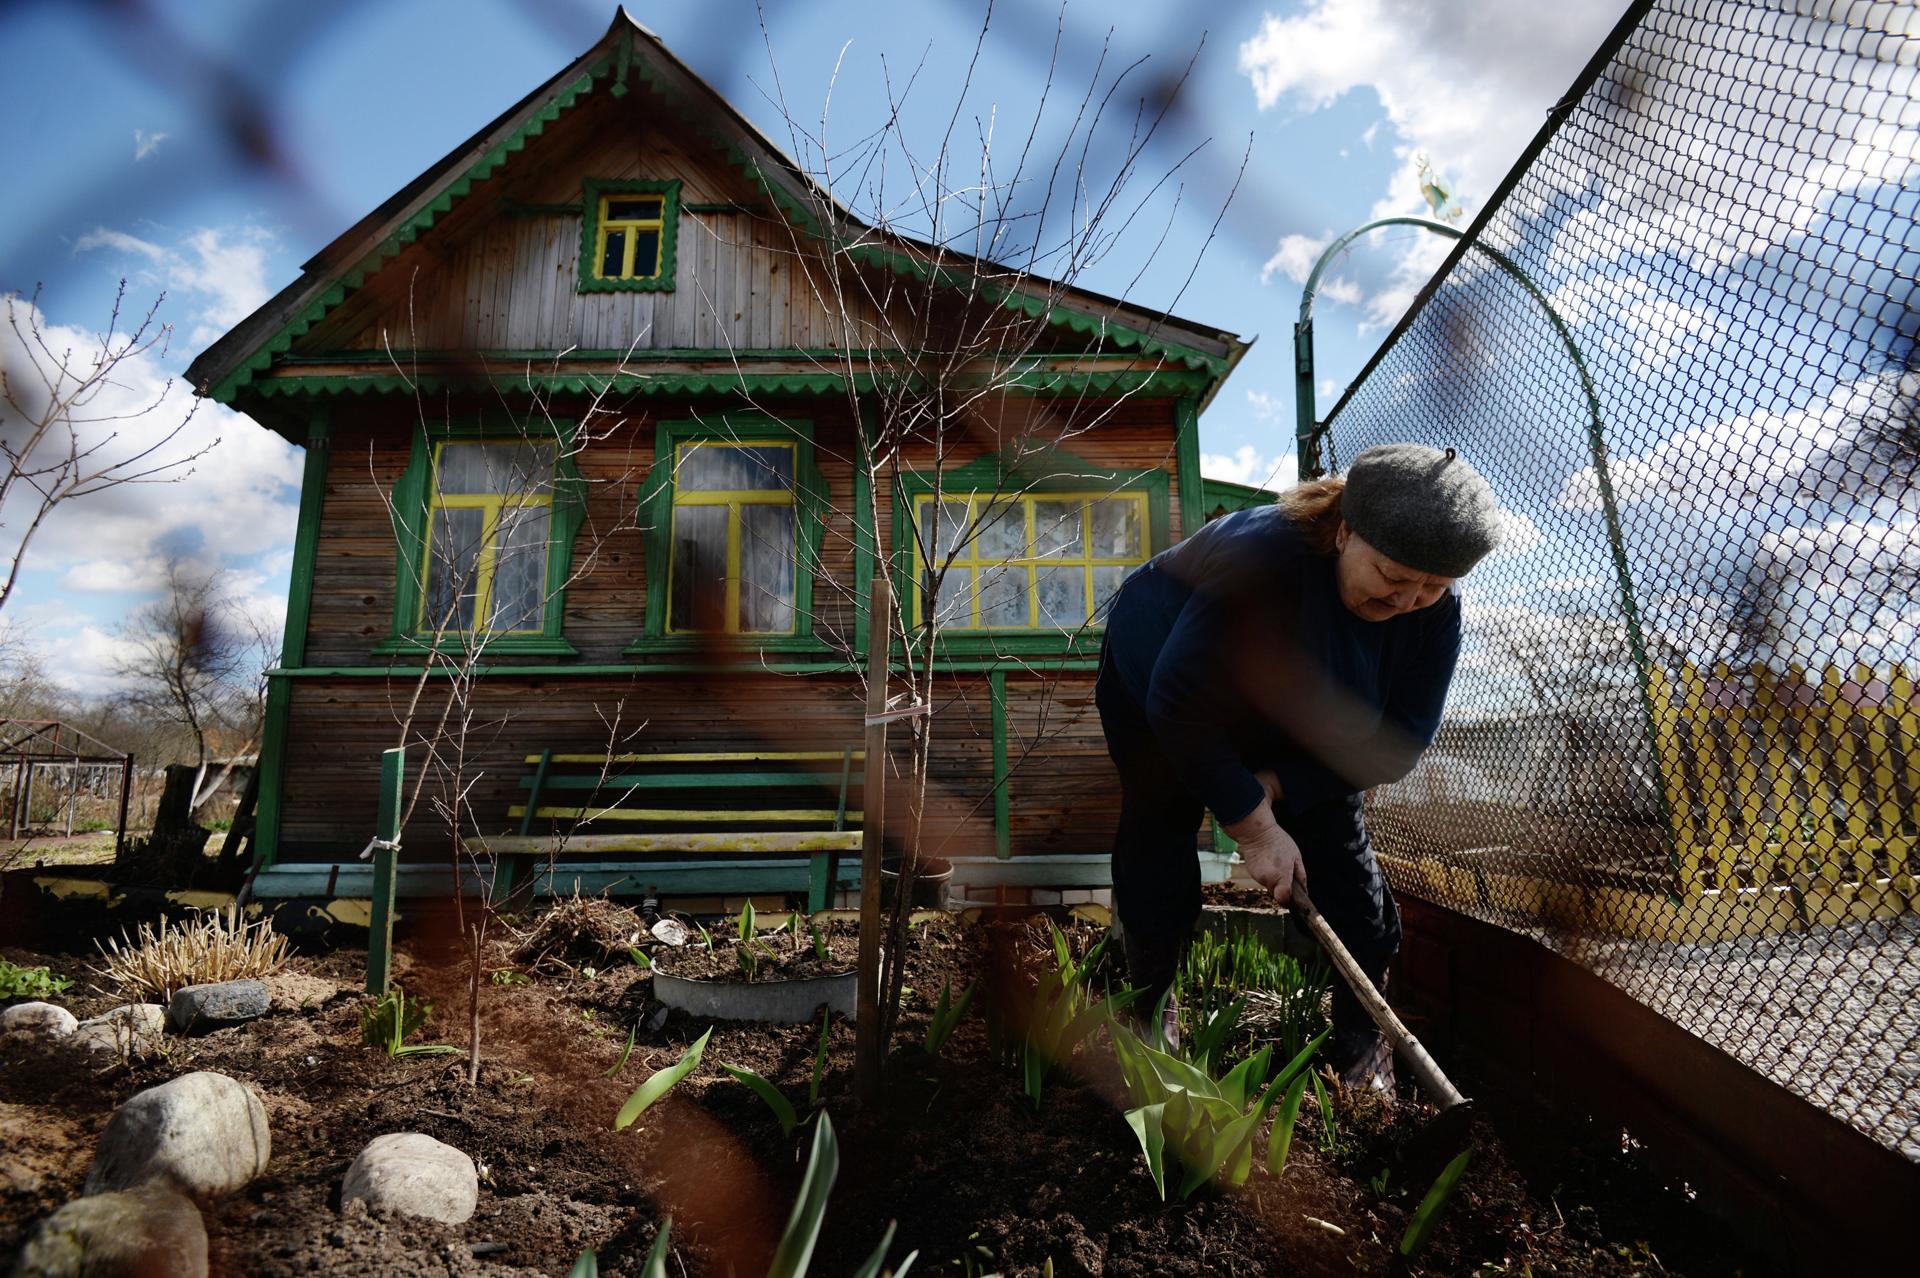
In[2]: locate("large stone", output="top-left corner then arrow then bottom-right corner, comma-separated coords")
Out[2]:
339,1133 -> 478,1224
12,1180 -> 207,1278
69,1005 -> 166,1058
165,980 -> 269,1034
0,1002 -> 77,1037
86,1072 -> 271,1197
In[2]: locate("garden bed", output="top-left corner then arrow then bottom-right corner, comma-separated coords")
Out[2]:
2,905 -> 1776,1276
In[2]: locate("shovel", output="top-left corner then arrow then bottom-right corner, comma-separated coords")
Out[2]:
1290,884 -> 1475,1159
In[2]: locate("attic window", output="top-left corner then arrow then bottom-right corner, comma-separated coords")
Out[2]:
579,178 -> 680,293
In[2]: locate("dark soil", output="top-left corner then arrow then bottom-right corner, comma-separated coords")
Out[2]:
3,912 -> 1776,1277
653,920 -> 858,982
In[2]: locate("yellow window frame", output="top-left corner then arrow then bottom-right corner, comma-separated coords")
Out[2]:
594,193 -> 666,282
666,440 -> 800,635
419,441 -> 554,634
912,490 -> 1151,630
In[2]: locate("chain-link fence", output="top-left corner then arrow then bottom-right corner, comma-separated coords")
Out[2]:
1314,0 -> 1919,1158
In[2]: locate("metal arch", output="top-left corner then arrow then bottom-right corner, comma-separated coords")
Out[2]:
1293,215 -> 1677,891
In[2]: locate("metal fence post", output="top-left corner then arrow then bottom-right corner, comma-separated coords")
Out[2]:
365,746 -> 405,995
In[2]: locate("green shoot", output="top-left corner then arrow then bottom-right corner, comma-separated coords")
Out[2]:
1399,1147 -> 1474,1258
809,1008 -> 831,1109
488,968 -> 529,986
722,1062 -> 800,1137
604,1023 -> 638,1078
566,1248 -> 598,1278
1113,1022 -> 1328,1199
360,987 -> 462,1057
642,1218 -> 672,1278
1175,929 -> 1329,1062
695,920 -> 714,951
735,906 -> 761,981
614,1028 -> 712,1131
1021,923 -> 1140,1109
768,1114 -> 838,1278
923,978 -> 976,1056
1310,1069 -> 1337,1152
1265,1068 -> 1311,1176
628,946 -> 651,969
808,922 -> 828,962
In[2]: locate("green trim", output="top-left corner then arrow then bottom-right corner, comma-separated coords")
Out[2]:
853,403 -> 880,657
630,415 -> 826,648
253,679 -> 292,872
204,32 -> 1234,405
1174,395 -> 1204,541
620,635 -> 833,656
266,658 -> 1102,678
577,178 -> 682,294
887,448 -> 1170,658
385,417 -> 588,654
990,669 -> 1010,860
255,413 -> 332,872
239,368 -> 1210,405
502,199 -> 583,217
209,60 -> 607,401
1199,477 -> 1277,518
282,415 -> 330,670
372,635 -> 581,656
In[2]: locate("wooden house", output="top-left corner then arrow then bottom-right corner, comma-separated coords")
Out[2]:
187,12 -> 1248,908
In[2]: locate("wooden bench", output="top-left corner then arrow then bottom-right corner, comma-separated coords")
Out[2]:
485,749 -> 865,911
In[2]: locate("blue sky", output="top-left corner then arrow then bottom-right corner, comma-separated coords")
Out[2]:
0,0 -> 1630,694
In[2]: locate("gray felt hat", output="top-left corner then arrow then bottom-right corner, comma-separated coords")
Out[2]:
1342,443 -> 1502,577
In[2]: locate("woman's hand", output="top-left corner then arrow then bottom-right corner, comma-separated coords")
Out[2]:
1222,795 -> 1307,907
1237,824 -> 1307,907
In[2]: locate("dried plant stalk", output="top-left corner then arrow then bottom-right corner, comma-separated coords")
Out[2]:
91,905 -> 292,1000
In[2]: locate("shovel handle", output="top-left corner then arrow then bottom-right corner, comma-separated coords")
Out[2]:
1291,885 -> 1468,1111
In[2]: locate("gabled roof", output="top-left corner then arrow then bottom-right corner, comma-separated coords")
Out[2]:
186,9 -> 1248,406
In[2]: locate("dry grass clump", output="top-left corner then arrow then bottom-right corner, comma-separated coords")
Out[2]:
508,889 -> 646,973
93,905 -> 293,1000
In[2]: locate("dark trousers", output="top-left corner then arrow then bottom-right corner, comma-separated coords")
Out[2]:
1096,656 -> 1401,1067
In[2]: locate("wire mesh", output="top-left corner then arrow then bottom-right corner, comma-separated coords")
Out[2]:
1316,0 -> 1920,1158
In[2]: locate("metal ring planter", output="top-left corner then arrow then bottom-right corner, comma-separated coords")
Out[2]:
651,956 -> 865,1023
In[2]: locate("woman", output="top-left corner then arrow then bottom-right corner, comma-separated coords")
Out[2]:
1096,443 -> 1501,1090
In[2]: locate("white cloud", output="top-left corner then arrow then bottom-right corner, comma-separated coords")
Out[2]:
1548,274 -> 1720,374
1544,574 -> 1605,593
133,130 -> 170,161
1491,509 -> 1542,558
1245,389 -> 1284,423
1200,445 -> 1299,492
60,557 -> 170,595
1556,370 -> 1906,513
0,297 -> 302,657
73,227 -> 167,259
74,223 -> 279,346
1240,0 -> 1631,328
1260,232 -> 1330,286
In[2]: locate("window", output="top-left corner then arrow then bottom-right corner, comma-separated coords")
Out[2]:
668,441 -> 798,634
422,441 -> 555,634
632,417 -> 827,653
380,423 -> 586,657
578,178 -> 680,293
913,491 -> 1151,631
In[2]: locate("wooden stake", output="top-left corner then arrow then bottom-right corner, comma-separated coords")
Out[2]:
855,576 -> 890,1104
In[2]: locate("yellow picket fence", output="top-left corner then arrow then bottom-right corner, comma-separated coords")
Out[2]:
1646,662 -> 1919,900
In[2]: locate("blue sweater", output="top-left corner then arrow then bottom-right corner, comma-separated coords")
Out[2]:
1103,505 -> 1462,826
